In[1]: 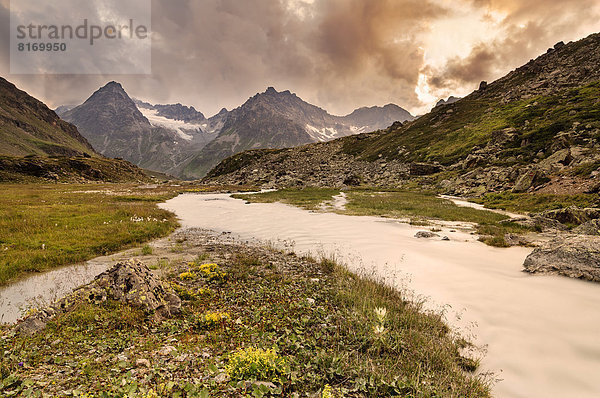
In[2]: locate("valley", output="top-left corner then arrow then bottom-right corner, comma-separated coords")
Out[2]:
0,7 -> 599,396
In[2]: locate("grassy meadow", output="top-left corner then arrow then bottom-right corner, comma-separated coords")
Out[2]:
0,183 -> 254,285
236,187 -> 535,247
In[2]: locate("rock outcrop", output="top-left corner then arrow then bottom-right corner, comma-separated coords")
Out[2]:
573,219 -> 600,235
523,236 -> 600,282
16,260 -> 180,334
537,206 -> 600,225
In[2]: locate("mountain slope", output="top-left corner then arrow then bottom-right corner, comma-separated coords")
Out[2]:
204,33 -> 600,195
62,82 -> 211,174
134,100 -> 206,123
178,87 -> 414,178
0,77 -> 151,183
0,77 -> 95,157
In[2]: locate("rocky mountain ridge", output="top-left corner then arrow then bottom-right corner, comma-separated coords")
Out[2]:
62,82 -> 213,175
177,87 -> 414,178
62,83 -> 414,179
204,32 -> 600,196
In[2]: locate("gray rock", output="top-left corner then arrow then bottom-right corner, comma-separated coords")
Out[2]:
136,358 -> 151,368
573,220 -> 600,235
415,231 -> 440,239
15,260 -> 181,335
508,215 -> 568,232
513,169 -> 545,193
504,233 -> 531,247
214,372 -> 230,384
523,235 -> 600,282
538,149 -> 573,172
538,206 -> 600,225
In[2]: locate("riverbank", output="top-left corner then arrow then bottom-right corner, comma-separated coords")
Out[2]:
0,183 -> 252,285
160,192 -> 600,398
1,228 -> 489,397
233,188 -> 535,247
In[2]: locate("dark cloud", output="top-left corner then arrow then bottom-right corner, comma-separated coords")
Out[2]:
0,0 -> 598,115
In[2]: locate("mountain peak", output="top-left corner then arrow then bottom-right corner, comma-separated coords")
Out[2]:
265,86 -> 278,95
102,81 -> 125,91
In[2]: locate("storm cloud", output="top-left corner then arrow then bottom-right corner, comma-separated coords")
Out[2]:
1,0 -> 599,116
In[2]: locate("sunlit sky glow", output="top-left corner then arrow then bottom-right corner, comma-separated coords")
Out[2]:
1,0 -> 599,117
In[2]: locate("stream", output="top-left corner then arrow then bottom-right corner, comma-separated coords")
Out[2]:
1,192 -> 599,398
159,193 -> 600,398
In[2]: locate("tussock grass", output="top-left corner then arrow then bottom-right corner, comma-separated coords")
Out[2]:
0,184 -> 179,285
240,188 -> 529,247
343,190 -> 507,224
232,188 -> 340,210
0,183 -> 257,285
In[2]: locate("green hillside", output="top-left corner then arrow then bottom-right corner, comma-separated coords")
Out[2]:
0,77 -> 95,157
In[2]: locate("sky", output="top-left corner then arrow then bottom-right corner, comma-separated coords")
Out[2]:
1,0 -> 599,117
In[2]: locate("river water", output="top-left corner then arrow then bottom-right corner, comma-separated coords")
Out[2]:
1,192 -> 599,397
159,193 -> 600,398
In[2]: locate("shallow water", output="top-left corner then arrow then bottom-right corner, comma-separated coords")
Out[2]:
0,259 -> 111,324
160,193 -> 600,398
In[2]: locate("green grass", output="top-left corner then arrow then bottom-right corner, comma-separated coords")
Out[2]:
341,80 -> 600,166
232,188 -> 340,210
0,183 -> 258,285
0,184 -> 180,285
473,192 -> 600,214
343,190 -> 507,224
1,244 -> 490,397
238,188 -> 537,247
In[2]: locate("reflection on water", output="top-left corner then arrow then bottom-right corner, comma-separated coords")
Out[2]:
159,193 -> 600,398
0,260 -> 111,324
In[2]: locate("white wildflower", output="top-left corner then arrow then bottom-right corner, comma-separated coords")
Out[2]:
373,324 -> 386,335
374,307 -> 387,321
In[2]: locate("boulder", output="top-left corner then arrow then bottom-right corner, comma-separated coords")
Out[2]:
409,163 -> 443,176
538,206 -> 600,225
415,231 -> 440,239
512,169 -> 547,192
538,149 -> 573,172
15,260 -> 180,335
506,216 -> 569,232
524,235 -> 600,282
504,233 -> 532,247
573,219 -> 600,236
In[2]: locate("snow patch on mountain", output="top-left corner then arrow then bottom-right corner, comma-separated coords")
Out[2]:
138,107 -> 199,141
305,125 -> 340,142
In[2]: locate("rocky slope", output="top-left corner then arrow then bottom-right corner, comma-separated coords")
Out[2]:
178,88 -> 414,178
63,84 -> 413,179
435,96 -> 460,108
0,155 -> 151,183
204,33 -> 600,195
0,77 -> 95,157
0,77 -> 152,183
62,82 -> 212,175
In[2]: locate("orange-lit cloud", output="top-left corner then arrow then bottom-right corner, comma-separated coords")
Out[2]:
0,0 -> 598,116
